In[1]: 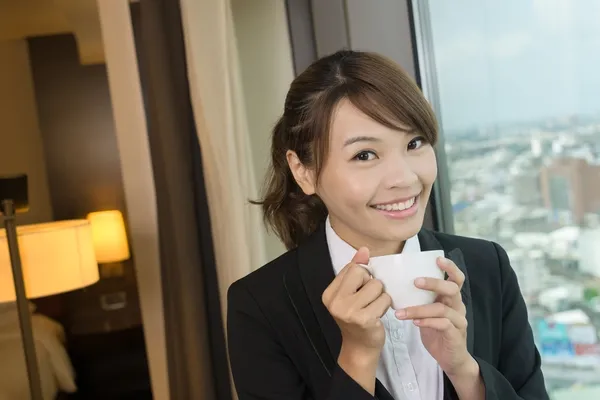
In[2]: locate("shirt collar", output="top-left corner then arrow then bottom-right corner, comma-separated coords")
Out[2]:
325,216 -> 421,275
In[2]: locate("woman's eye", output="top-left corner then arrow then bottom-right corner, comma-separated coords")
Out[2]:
408,136 -> 426,151
353,150 -> 377,161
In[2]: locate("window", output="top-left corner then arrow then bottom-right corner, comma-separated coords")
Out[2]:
415,0 -> 600,396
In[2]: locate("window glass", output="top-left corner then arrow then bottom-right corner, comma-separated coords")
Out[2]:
424,0 -> 600,395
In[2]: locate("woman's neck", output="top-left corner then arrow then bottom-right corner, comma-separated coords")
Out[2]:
329,217 -> 406,257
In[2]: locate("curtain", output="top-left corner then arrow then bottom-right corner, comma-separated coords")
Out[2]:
133,0 -> 233,399
96,1 -> 169,398
178,2 -> 267,324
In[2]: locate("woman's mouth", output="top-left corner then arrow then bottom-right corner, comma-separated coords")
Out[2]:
370,196 -> 420,219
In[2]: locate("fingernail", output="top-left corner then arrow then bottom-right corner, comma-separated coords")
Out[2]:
396,309 -> 407,319
414,278 -> 425,287
413,319 -> 421,325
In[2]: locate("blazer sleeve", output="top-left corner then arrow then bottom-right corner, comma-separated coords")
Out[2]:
227,280 -> 376,400
473,242 -> 550,400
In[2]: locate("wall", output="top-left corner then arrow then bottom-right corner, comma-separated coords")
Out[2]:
28,35 -> 127,220
0,39 -> 53,225
231,0 -> 294,260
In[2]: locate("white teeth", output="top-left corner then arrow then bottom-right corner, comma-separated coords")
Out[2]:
375,197 -> 416,211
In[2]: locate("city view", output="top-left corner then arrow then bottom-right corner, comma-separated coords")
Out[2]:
427,1 -> 600,397
444,115 -> 600,395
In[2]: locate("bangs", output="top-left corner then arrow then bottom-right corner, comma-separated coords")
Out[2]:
345,80 -> 438,146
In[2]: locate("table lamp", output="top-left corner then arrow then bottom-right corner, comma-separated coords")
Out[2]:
0,174 -> 100,400
87,210 -> 130,277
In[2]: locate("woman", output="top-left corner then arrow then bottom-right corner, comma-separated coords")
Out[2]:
227,50 -> 549,400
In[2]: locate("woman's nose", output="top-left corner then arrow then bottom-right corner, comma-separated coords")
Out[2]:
383,157 -> 419,189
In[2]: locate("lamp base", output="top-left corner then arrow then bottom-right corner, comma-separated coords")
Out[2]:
1,199 -> 44,400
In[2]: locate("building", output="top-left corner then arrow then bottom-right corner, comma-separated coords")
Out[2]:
578,226 -> 600,278
511,168 -> 544,207
540,157 -> 600,224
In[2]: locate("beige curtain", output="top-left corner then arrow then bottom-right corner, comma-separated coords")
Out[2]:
97,1 -> 169,399
178,0 -> 267,321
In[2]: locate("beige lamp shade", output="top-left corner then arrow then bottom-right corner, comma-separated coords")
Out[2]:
0,220 -> 100,302
86,210 -> 130,263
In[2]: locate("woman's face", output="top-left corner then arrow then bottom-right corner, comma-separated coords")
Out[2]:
289,99 -> 438,256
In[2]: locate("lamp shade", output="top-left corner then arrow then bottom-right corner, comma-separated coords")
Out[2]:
86,210 -> 130,263
0,220 -> 100,302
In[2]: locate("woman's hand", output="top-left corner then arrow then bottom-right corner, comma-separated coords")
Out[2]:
396,256 -> 485,399
322,247 -> 391,394
395,256 -> 473,376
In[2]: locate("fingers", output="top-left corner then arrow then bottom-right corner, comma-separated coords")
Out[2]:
323,264 -> 371,305
413,257 -> 465,312
338,264 -> 372,296
351,246 -> 370,265
326,278 -> 389,327
432,294 -> 466,318
363,292 -> 392,320
414,277 -> 460,297
396,302 -> 467,331
323,262 -> 352,304
322,247 -> 370,305
336,292 -> 390,329
352,278 -> 384,309
413,317 -> 459,332
436,257 -> 465,288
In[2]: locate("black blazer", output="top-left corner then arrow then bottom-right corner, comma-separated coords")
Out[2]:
227,225 -> 550,400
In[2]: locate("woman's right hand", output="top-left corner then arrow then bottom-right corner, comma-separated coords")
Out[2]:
321,247 -> 391,394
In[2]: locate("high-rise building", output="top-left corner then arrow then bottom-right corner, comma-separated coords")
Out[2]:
511,168 -> 543,207
540,157 -> 600,224
578,227 -> 600,278
578,215 -> 600,278
531,137 -> 542,158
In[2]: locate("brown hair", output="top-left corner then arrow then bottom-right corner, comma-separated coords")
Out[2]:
253,50 -> 438,250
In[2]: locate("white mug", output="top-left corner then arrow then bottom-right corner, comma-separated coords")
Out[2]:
360,250 -> 445,310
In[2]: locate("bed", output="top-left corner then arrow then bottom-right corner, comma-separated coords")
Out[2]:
0,302 -> 76,400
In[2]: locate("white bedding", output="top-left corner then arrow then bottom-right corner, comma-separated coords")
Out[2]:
0,302 -> 76,400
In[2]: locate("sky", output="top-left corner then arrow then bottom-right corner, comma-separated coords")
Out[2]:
428,0 -> 600,131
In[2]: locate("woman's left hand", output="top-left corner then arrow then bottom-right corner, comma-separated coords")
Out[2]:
395,257 -> 475,378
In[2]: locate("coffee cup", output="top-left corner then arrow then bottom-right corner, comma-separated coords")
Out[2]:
359,250 -> 445,310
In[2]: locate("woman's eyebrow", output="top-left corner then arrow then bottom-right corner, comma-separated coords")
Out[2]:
343,136 -> 382,147
343,127 -> 416,147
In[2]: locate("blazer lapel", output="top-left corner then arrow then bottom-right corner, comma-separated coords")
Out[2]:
284,224 -> 394,400
297,224 -> 342,364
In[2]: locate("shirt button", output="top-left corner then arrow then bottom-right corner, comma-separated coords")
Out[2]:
391,329 -> 403,341
404,382 -> 416,391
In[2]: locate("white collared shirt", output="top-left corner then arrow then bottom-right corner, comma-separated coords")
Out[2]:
325,217 -> 443,400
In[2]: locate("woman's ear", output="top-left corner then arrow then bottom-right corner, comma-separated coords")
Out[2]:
286,150 -> 316,195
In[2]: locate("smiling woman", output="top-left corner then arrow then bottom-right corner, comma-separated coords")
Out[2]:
229,50 -> 549,400
252,51 -> 437,251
